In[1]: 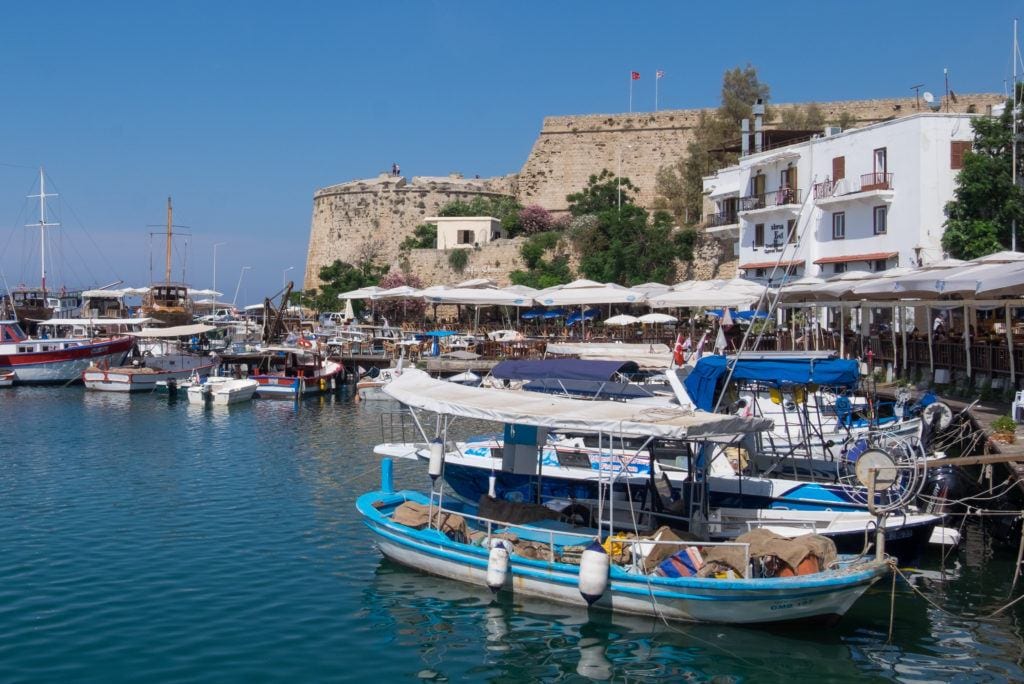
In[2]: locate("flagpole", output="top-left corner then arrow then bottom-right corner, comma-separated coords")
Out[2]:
628,72 -> 633,113
655,73 -> 659,112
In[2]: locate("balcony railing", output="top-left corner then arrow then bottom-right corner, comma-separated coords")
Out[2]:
861,172 -> 894,191
739,188 -> 803,212
706,211 -> 739,227
813,179 -> 838,199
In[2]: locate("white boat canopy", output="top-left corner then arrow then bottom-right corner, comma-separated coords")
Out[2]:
128,323 -> 218,338
37,317 -> 153,327
385,369 -> 771,439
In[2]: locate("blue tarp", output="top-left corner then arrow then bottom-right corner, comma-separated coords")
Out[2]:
423,330 -> 457,337
683,355 -> 860,411
521,309 -> 546,320
565,308 -> 600,325
706,309 -> 769,320
491,358 -> 639,381
543,309 -> 568,319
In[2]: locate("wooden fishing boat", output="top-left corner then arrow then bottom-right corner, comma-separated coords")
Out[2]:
251,345 -> 342,399
357,369 -> 894,625
0,319 -> 134,384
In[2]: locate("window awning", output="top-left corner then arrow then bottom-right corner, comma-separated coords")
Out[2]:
813,251 -> 897,265
739,259 -> 804,270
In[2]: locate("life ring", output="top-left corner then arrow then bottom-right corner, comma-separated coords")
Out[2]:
559,503 -> 592,528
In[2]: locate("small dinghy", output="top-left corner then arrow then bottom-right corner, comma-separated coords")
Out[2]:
187,376 -> 259,406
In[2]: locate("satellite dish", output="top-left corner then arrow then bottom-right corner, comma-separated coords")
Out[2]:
922,91 -> 935,103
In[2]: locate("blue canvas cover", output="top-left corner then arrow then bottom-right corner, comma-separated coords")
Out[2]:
491,358 -> 639,381
522,378 -> 658,399
683,355 -> 860,411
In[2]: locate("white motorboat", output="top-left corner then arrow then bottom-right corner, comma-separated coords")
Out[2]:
187,376 -> 258,406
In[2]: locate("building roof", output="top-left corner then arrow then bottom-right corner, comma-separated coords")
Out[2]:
813,251 -> 898,265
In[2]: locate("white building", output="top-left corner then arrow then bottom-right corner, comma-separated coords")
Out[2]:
428,216 -> 505,250
703,113 -> 976,283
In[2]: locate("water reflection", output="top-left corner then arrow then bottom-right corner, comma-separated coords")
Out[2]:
364,559 -> 888,681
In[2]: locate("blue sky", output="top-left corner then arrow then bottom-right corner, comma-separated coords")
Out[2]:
0,1 -> 1018,301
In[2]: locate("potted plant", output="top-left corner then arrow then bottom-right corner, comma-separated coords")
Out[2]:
991,415 -> 1018,445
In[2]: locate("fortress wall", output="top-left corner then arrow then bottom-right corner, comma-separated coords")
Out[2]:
303,174 -> 515,288
516,94 -> 1004,212
400,240 -> 527,288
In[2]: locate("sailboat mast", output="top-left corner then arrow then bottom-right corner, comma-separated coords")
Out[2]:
27,167 -> 59,296
165,196 -> 173,283
39,170 -> 46,294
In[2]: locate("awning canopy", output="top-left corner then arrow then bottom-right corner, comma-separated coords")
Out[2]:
683,355 -> 860,411
384,369 -> 772,439
738,259 -> 804,270
491,358 -> 639,381
545,342 -> 673,370
337,286 -> 385,300
128,323 -> 217,338
814,251 -> 897,265
37,317 -> 152,326
422,287 -> 534,306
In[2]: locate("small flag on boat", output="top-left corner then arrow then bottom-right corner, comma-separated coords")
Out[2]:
631,71 -> 640,80
672,333 -> 685,366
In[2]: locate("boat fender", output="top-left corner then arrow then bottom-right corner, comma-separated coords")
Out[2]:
319,378 -> 326,391
578,541 -> 609,606
486,541 -> 511,592
428,439 -> 445,480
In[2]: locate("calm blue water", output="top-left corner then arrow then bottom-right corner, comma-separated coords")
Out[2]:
1,386 -> 1023,682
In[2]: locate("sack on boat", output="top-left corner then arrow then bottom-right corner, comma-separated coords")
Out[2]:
391,501 -> 468,543
699,529 -> 837,579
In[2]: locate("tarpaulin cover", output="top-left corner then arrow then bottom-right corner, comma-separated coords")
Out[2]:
384,369 -> 772,439
523,378 -> 659,400
491,358 -> 639,381
683,355 -> 860,411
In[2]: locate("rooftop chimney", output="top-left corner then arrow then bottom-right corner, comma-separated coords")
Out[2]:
752,98 -> 765,153
741,118 -> 750,156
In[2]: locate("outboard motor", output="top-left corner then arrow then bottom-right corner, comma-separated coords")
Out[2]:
921,465 -> 973,516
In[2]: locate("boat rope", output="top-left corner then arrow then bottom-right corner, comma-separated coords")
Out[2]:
890,560 -> 1024,621
888,563 -> 897,643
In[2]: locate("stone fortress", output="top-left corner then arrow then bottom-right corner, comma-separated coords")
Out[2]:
304,93 -> 1004,290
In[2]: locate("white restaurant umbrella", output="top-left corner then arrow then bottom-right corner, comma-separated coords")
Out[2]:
338,286 -> 385,300
604,314 -> 640,326
422,287 -> 535,306
638,312 -> 677,324
777,276 -> 826,302
649,278 -> 768,309
845,266 -> 921,300
372,286 -> 421,299
537,279 -> 642,306
975,262 -> 1024,297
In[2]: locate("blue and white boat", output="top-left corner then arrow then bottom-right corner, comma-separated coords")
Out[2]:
358,369 -> 893,625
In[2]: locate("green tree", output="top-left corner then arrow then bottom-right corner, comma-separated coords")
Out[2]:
312,259 -> 386,314
439,196 -> 523,236
567,171 -> 690,284
942,96 -> 1024,259
778,103 -> 826,130
399,223 -> 437,250
509,231 -> 573,289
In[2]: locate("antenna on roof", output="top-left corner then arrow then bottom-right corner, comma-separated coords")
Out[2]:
910,83 -> 925,110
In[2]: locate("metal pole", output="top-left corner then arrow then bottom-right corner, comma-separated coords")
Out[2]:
213,242 -> 226,295
1007,303 -> 1016,387
1014,19 -> 1019,252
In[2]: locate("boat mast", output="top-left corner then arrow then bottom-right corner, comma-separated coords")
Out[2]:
165,197 -> 173,283
27,167 -> 59,295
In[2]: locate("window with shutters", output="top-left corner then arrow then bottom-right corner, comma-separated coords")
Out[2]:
832,212 -> 845,240
873,205 -> 887,235
834,262 -> 847,274
950,141 -> 971,169
754,223 -> 765,247
832,156 -> 845,181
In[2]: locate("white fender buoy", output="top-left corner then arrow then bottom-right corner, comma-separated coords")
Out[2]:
578,541 -> 609,606
428,439 -> 444,480
486,541 -> 510,592
488,473 -> 497,498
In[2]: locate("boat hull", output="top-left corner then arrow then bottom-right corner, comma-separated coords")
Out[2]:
253,361 -> 342,399
0,337 -> 134,384
358,490 -> 888,625
83,362 -> 216,393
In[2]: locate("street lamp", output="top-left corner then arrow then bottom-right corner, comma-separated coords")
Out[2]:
232,266 -> 251,306
283,265 -> 294,289
212,242 -> 227,296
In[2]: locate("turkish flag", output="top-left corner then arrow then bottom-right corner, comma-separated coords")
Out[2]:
631,71 -> 640,80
